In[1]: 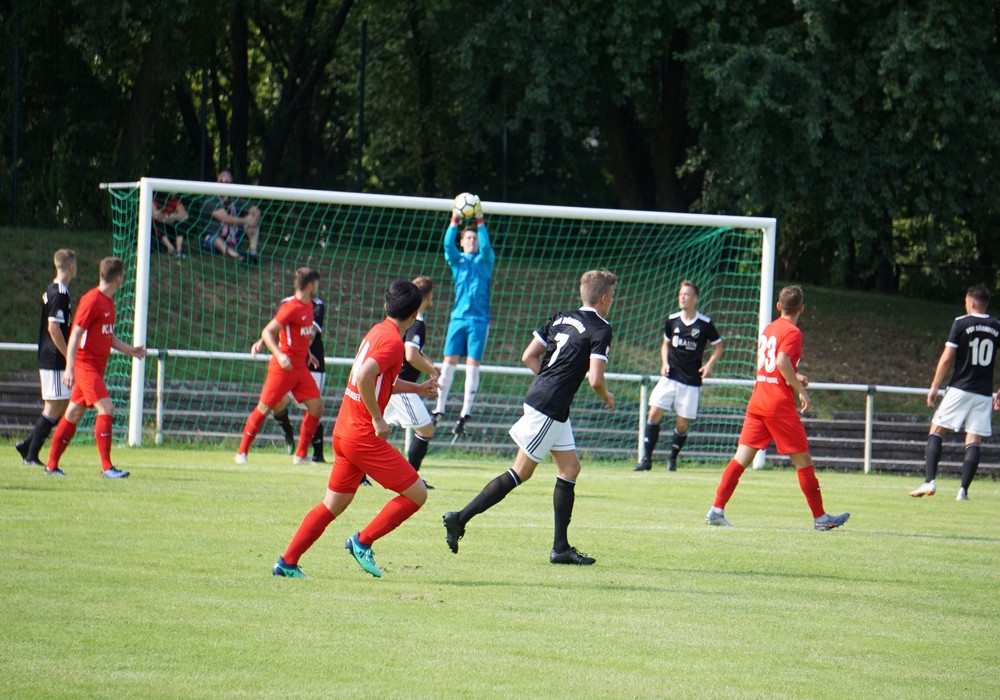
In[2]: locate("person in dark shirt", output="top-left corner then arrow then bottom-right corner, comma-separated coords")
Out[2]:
442,270 -> 617,566
16,249 -> 77,465
909,285 -> 1000,501
384,277 -> 440,486
635,280 -> 723,472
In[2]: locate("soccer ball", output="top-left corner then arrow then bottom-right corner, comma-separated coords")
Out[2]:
453,192 -> 480,219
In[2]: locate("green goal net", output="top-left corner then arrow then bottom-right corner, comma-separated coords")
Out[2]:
106,179 -> 773,464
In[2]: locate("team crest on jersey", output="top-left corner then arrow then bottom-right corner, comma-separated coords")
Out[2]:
691,328 -> 701,338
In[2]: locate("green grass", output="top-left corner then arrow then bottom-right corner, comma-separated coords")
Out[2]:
3,443 -> 998,698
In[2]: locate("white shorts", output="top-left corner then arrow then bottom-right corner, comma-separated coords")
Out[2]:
933,387 -> 993,437
648,377 -> 701,420
384,392 -> 433,430
508,403 -> 576,462
289,371 -> 325,409
39,369 -> 71,401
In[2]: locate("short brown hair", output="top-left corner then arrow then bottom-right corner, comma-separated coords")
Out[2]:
778,285 -> 804,315
679,279 -> 699,297
580,269 -> 618,306
412,276 -> 434,297
967,285 -> 991,308
54,249 -> 76,271
294,267 -> 320,291
99,257 -> 125,282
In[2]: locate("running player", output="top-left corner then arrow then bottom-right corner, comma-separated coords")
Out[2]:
442,269 -> 617,565
635,280 -> 723,472
705,285 -> 850,530
384,276 -> 440,487
263,292 -> 327,463
272,280 -> 439,579
16,249 -> 77,466
433,194 -> 495,437
909,285 -> 1000,501
236,268 -> 323,465
44,257 -> 146,478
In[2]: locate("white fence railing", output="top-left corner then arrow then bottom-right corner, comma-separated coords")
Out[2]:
1,342 -> 934,473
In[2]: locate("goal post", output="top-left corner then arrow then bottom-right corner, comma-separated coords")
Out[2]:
106,177 -> 775,461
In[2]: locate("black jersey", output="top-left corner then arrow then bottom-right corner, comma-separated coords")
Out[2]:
37,280 -> 72,370
663,311 -> 722,387
399,313 -> 428,383
282,295 -> 325,372
524,307 -> 612,422
945,313 -> 1000,396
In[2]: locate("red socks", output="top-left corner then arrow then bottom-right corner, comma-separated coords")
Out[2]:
95,414 -> 114,470
359,495 -> 421,545
797,465 -> 825,518
283,503 -> 336,565
297,413 -> 320,458
713,459 -> 746,509
46,419 -> 77,469
238,409 -> 267,454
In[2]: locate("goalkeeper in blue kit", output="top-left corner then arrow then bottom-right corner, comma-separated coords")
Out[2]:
433,194 -> 496,437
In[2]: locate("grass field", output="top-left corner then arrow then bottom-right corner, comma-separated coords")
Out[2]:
3,444 -> 998,698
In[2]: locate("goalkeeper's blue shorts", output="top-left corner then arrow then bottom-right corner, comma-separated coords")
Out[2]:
444,317 -> 489,361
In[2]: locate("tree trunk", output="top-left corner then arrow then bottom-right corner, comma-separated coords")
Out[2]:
116,36 -> 165,178
230,0 -> 250,181
259,0 -> 356,185
652,31 -> 689,212
597,98 -> 651,210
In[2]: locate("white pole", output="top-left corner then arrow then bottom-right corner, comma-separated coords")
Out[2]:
128,179 -> 153,446
753,222 -> 776,469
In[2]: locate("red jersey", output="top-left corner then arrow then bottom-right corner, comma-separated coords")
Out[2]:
73,287 -> 117,374
747,316 -> 802,416
270,296 -> 314,370
334,319 -> 405,440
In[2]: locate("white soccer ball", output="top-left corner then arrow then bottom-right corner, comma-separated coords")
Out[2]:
453,192 -> 480,219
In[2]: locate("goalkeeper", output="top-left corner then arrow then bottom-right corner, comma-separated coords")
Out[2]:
433,194 -> 495,437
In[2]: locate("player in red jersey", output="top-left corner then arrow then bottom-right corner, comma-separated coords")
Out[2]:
272,280 -> 439,579
44,257 -> 146,478
236,267 -> 323,465
705,286 -> 850,530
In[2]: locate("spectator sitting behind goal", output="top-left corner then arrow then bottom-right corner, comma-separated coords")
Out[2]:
151,193 -> 188,259
198,170 -> 262,264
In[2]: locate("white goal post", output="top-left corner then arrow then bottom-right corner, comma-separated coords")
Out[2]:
120,176 -> 776,450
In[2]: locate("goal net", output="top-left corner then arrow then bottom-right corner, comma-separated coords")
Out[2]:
105,178 -> 774,464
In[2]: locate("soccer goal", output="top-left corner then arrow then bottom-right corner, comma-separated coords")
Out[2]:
104,178 -> 775,462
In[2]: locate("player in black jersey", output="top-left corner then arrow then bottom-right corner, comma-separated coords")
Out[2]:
442,270 -> 617,565
16,250 -> 77,466
254,294 -> 328,462
910,286 -> 1000,501
384,277 -> 440,487
635,280 -> 723,472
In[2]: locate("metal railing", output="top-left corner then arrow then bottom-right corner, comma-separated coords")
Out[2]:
2,342 -> 935,473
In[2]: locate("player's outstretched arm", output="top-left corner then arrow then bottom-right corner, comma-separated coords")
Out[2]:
701,341 -> 724,378
927,345 -> 956,406
355,357 -> 391,437
777,351 -> 809,413
112,335 -> 146,360
62,325 -> 86,387
393,378 -> 439,397
521,337 -> 547,375
588,357 -> 615,410
261,319 -> 290,369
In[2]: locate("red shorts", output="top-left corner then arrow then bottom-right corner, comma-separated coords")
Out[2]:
69,365 -> 110,407
259,364 -> 320,407
738,410 -> 810,455
328,434 -> 420,495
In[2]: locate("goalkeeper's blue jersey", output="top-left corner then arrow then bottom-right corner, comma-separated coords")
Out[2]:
444,222 -> 495,322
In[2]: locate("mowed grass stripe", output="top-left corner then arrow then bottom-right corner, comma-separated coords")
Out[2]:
2,445 -> 998,698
